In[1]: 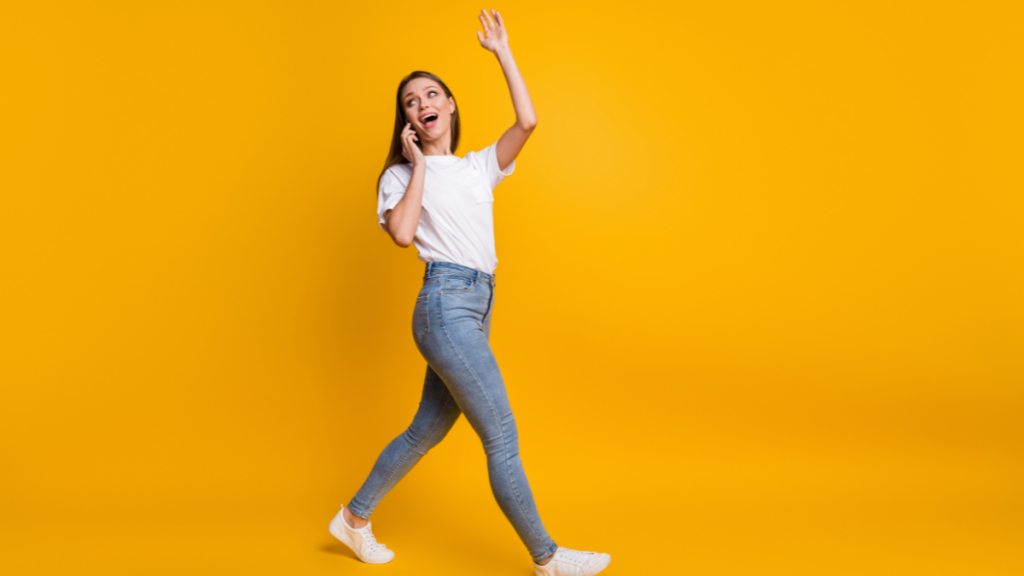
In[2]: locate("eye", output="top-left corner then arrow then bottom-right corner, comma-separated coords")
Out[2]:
406,90 -> 438,107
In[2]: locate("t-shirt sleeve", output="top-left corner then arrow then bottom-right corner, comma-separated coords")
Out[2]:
377,168 -> 406,232
468,140 -> 516,190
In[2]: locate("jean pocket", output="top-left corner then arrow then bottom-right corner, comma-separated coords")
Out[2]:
442,275 -> 474,294
413,293 -> 430,344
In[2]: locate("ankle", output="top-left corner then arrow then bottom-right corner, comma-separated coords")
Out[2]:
343,507 -> 368,529
537,552 -> 554,566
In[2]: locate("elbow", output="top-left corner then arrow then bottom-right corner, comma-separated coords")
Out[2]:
517,118 -> 538,132
393,231 -> 415,248
384,214 -> 414,247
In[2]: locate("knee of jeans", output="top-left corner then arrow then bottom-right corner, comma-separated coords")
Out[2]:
480,425 -> 520,458
402,421 -> 452,456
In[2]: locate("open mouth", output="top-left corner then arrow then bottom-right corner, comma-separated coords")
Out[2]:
421,113 -> 438,129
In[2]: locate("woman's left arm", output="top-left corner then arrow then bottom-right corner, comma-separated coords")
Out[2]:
477,9 -> 537,173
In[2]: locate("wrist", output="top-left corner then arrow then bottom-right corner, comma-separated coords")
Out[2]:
493,45 -> 512,59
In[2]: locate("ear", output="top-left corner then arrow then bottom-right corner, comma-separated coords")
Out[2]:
449,96 -> 456,114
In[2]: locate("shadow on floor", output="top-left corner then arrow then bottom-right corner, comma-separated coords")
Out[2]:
318,540 -> 358,561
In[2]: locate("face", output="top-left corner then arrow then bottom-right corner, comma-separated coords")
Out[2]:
401,77 -> 456,142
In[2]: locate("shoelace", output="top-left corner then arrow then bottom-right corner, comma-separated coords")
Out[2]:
555,547 -> 596,565
359,526 -> 386,554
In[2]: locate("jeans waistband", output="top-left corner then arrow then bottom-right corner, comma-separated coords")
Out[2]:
424,261 -> 495,285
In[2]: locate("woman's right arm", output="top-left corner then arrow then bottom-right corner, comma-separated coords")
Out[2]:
384,123 -> 426,247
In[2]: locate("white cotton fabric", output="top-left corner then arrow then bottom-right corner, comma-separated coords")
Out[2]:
377,140 -> 515,275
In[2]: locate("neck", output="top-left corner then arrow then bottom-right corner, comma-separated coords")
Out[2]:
420,130 -> 453,156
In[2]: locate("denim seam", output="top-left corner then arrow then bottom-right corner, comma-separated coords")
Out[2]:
536,542 -> 559,563
364,392 -> 453,514
442,276 -> 475,294
415,293 -> 430,344
437,293 -> 547,553
480,284 -> 495,331
347,503 -> 370,520
431,271 -> 476,282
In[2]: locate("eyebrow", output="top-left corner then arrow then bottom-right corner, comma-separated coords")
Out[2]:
403,85 -> 438,101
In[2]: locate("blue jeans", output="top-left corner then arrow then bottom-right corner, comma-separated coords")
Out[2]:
348,260 -> 558,562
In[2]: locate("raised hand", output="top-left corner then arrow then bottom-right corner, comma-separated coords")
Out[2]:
476,8 -> 509,53
401,122 -> 425,167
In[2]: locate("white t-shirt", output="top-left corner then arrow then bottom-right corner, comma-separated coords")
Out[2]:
377,140 -> 515,275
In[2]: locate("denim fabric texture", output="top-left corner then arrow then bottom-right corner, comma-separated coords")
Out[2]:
348,260 -> 558,562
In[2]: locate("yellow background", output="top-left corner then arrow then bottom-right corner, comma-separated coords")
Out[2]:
2,1 -> 1021,574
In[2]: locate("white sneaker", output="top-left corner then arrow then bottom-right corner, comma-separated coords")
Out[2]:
328,506 -> 395,564
535,546 -> 612,576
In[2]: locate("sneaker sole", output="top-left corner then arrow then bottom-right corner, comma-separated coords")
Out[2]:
328,514 -> 395,564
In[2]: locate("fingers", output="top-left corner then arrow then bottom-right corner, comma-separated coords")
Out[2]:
401,122 -> 419,162
402,122 -> 419,141
401,124 -> 421,163
401,125 -> 415,160
478,9 -> 503,38
483,8 -> 501,28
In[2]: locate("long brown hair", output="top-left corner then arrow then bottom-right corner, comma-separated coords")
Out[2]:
376,71 -> 461,195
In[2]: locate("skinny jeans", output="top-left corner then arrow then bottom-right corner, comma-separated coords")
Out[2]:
348,260 -> 558,562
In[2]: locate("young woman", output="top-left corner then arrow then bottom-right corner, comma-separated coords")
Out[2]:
328,10 -> 611,576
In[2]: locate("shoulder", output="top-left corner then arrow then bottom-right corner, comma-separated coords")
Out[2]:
464,141 -> 499,166
385,163 -> 413,179
466,146 -> 489,171
463,145 -> 486,164
380,163 -> 412,190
